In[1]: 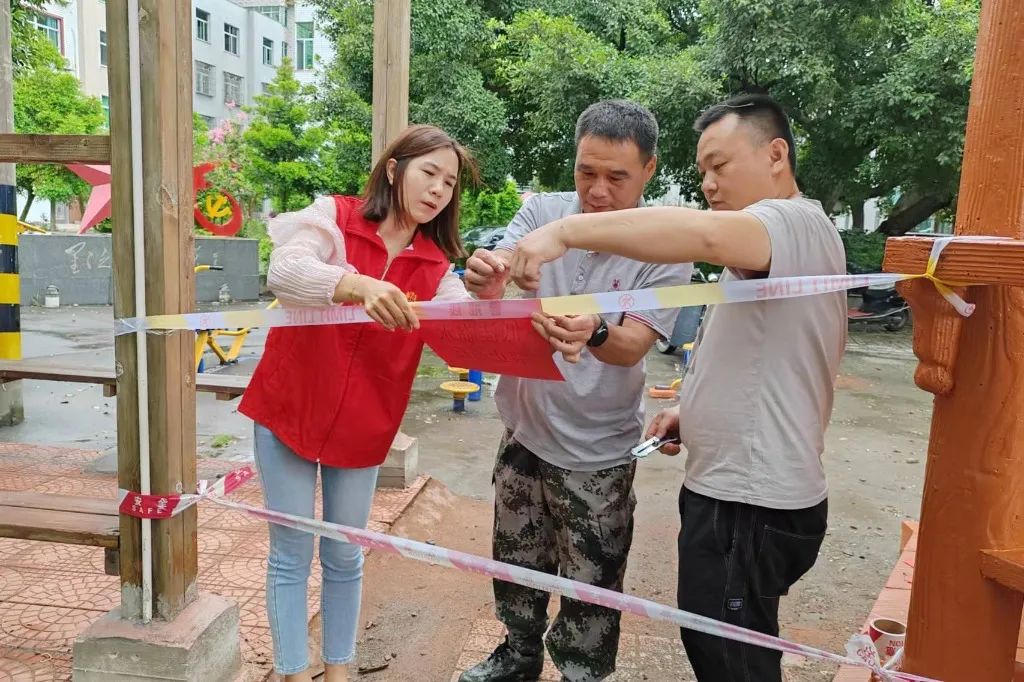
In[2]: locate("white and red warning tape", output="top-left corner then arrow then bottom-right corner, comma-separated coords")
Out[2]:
112,236 -> 995,336
118,466 -> 939,682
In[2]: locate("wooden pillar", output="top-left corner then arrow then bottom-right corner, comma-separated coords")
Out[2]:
371,0 -> 411,164
0,0 -> 23,427
882,1 -> 1024,679
107,0 -> 197,621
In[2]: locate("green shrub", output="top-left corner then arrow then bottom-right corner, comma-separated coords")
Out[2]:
258,235 -> 273,275
841,231 -> 887,273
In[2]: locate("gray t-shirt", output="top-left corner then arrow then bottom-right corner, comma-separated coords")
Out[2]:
677,196 -> 847,510
493,192 -> 693,471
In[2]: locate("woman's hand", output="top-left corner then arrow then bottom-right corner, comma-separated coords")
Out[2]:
341,274 -> 419,332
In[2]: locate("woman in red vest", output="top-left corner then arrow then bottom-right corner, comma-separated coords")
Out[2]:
239,125 -> 478,682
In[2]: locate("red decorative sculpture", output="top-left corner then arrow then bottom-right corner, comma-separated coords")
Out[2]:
67,162 -> 243,236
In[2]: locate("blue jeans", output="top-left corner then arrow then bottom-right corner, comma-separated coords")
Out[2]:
254,423 -> 380,674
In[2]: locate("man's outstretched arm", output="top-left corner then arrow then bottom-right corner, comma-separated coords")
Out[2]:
509,206 -> 771,290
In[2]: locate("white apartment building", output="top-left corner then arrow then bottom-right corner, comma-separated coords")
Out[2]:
189,0 -> 289,126
25,1 -> 332,130
19,1 -> 333,223
230,2 -> 336,87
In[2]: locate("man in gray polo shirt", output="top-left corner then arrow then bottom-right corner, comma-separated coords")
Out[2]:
459,100 -> 691,682
508,93 -> 846,682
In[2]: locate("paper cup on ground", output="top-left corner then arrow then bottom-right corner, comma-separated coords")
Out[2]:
869,617 -> 906,668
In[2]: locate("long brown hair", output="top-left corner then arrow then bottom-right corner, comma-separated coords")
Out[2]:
361,125 -> 479,260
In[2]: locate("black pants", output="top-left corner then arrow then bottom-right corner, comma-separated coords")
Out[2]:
677,487 -> 827,682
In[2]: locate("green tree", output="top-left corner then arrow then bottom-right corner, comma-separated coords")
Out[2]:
197,109 -> 264,228
13,64 -> 106,224
679,0 -> 979,231
868,0 -> 979,234
11,0 -> 65,76
318,123 -> 372,197
492,10 -> 627,189
313,0 -> 979,233
239,58 -> 327,212
313,0 -> 512,188
460,180 -> 522,229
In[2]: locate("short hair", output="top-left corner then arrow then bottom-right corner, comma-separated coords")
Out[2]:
361,124 -> 479,261
575,100 -> 659,161
694,93 -> 797,173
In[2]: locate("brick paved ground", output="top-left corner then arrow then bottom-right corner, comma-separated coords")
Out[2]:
0,443 -> 427,682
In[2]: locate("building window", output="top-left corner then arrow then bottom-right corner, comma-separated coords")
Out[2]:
262,38 -> 274,66
256,6 -> 287,26
195,9 -> 210,42
282,41 -> 288,60
224,72 -> 243,105
296,22 -> 313,70
99,30 -> 108,67
224,24 -> 240,55
195,61 -> 215,97
198,114 -> 216,129
101,95 -> 110,128
261,82 -> 272,94
31,13 -> 63,53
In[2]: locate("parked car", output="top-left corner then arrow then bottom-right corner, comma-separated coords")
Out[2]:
462,225 -> 506,253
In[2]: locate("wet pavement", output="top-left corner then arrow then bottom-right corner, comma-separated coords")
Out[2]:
0,303 -> 951,681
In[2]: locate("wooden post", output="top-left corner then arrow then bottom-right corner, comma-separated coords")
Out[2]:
0,134 -> 111,163
881,1 -> 1024,678
0,1 -> 23,427
371,0 -> 411,164
107,0 -> 197,621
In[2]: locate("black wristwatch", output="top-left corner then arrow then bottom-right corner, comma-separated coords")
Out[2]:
587,315 -> 610,347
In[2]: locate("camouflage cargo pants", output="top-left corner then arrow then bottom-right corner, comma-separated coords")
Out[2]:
492,433 -> 637,682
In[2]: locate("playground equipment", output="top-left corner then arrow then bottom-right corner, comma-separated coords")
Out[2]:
193,264 -> 279,372
447,365 -> 483,401
442,367 -> 481,411
16,219 -> 46,234
440,380 -> 480,413
648,377 -> 682,400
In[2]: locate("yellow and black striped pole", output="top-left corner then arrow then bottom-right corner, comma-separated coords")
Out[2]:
0,182 -> 21,426
0,184 -> 18,360
0,0 -> 22,425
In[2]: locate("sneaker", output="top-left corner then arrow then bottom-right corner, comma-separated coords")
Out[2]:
458,641 -> 545,682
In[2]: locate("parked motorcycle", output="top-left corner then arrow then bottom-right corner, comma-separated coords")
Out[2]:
656,270 -> 717,355
846,262 -> 910,331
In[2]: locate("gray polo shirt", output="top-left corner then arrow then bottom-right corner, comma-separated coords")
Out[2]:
493,192 -> 692,471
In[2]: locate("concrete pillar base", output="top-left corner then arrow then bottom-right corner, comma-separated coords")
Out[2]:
377,431 -> 418,488
72,592 -> 241,682
0,380 -> 23,426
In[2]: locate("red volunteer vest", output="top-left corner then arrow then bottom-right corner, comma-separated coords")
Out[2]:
239,195 -> 451,468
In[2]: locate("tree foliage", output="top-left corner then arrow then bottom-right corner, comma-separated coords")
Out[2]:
11,0 -> 65,76
460,180 -> 522,230
13,60 -> 105,223
12,0 -> 976,236
309,0 -> 978,233
195,59 -> 371,226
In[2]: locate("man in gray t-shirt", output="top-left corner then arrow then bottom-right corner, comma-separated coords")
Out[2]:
459,101 -> 691,682
508,94 -> 846,682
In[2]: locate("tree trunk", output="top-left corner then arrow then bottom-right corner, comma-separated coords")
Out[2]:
851,201 -> 865,232
49,198 -> 56,230
19,189 -> 34,222
877,193 -> 952,236
819,187 -> 843,217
